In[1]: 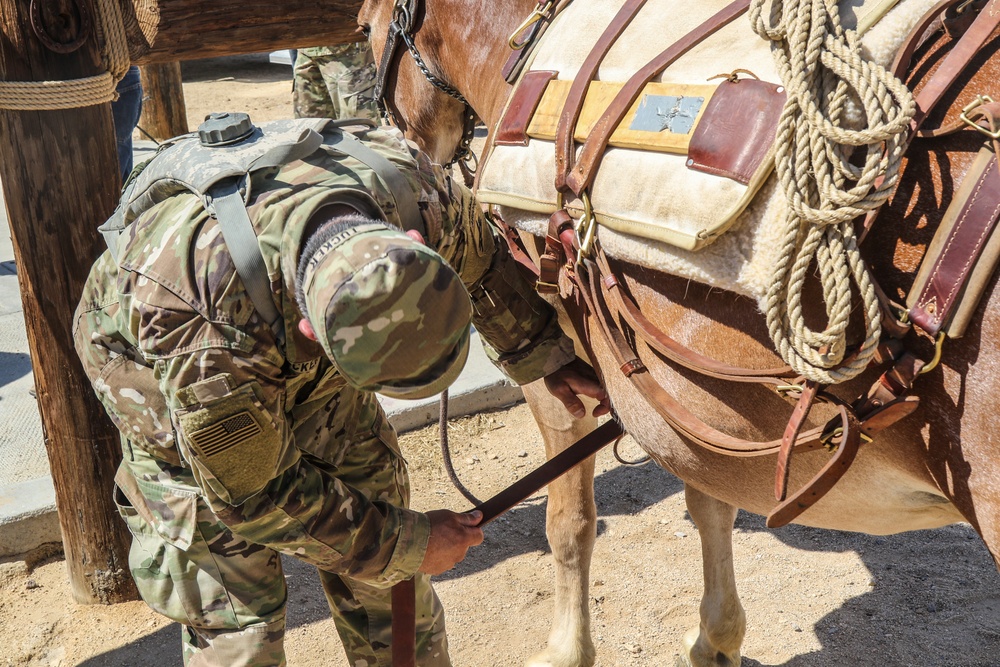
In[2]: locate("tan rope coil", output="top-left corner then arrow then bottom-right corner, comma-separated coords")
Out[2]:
749,0 -> 914,384
0,0 -> 130,110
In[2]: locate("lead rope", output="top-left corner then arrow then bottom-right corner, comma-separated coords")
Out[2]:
0,0 -> 130,110
438,390 -> 485,505
749,0 -> 915,384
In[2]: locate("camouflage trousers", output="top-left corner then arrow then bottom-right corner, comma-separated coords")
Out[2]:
113,427 -> 450,666
293,44 -> 380,122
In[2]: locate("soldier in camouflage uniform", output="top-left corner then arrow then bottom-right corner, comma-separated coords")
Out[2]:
293,44 -> 379,121
74,120 -> 608,666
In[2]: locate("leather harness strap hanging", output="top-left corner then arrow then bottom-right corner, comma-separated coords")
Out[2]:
553,0 -> 648,192
389,418 -> 626,666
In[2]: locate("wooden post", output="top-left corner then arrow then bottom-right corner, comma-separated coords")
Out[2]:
0,1 -> 138,603
138,63 -> 188,141
0,0 -> 366,607
126,0 -> 365,64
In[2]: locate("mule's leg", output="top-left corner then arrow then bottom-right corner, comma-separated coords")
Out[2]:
679,484 -> 745,667
521,379 -> 599,667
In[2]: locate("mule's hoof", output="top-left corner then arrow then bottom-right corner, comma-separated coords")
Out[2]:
680,626 -> 742,667
525,645 -> 595,667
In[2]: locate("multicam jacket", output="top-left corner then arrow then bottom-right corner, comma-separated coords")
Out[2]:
74,125 -> 574,585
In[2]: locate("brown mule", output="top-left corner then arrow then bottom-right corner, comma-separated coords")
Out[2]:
359,0 -> 1000,665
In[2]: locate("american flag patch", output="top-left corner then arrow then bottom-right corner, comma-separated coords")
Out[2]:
188,411 -> 262,457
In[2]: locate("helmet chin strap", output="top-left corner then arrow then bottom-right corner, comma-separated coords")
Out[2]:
372,0 -> 479,169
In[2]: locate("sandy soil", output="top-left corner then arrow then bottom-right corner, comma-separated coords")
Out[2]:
1,55 -> 999,667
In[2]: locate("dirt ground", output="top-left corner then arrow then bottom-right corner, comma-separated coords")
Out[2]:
2,54 -> 1000,667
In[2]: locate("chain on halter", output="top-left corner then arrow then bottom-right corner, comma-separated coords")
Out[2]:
750,0 -> 915,384
375,0 -> 477,169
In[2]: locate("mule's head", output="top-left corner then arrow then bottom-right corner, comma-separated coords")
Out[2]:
358,0 -> 469,164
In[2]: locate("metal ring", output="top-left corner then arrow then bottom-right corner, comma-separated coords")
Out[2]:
30,0 -> 92,54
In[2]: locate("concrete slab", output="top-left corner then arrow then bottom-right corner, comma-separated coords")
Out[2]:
0,477 -> 62,556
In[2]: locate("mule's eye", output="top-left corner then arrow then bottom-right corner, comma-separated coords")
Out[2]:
360,25 -> 371,38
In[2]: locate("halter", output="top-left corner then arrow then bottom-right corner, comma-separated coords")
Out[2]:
372,0 -> 478,168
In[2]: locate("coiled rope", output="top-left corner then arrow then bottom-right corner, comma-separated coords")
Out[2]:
0,0 -> 130,110
749,0 -> 914,383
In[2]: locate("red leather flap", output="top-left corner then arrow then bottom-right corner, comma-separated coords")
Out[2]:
495,70 -> 559,147
687,78 -> 785,185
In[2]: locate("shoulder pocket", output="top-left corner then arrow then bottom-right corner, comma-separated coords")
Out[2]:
175,374 -> 283,506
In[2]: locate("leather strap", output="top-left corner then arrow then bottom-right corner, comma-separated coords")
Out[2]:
391,578 -> 417,667
374,0 -> 419,121
595,248 -> 797,384
565,0 -> 751,195
890,0 -> 966,83
774,381 -> 820,501
474,418 -> 625,524
909,150 -> 1000,335
766,406 -> 862,528
553,0 -> 648,192
503,0 -> 573,83
906,0 -> 1000,133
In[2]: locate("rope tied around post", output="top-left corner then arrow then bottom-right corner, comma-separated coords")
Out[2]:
0,0 -> 131,110
750,0 -> 915,384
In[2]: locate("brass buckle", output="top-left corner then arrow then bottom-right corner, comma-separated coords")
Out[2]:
918,332 -> 947,376
960,95 -> 1000,139
819,425 -> 873,452
508,1 -> 554,50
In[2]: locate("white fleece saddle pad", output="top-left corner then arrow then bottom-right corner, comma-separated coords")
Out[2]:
478,0 -> 938,300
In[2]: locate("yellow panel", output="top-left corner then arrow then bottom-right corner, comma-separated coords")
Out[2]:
526,80 -> 719,154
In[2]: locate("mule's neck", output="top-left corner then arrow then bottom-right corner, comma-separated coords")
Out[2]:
428,0 -> 539,126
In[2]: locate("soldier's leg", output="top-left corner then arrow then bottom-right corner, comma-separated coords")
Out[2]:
114,449 -> 288,666
292,50 -> 336,119
318,43 -> 379,122
318,409 -> 450,666
318,570 -> 449,667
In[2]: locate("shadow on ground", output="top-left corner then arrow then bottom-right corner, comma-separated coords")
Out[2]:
0,350 -> 31,389
181,54 -> 292,85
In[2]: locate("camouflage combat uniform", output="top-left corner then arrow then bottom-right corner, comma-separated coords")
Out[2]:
293,44 -> 379,121
73,125 -> 574,666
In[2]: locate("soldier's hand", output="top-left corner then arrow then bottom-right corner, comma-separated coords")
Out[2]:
418,509 -> 484,575
544,358 -> 611,419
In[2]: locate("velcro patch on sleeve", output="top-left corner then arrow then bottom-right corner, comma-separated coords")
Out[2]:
176,384 -> 281,506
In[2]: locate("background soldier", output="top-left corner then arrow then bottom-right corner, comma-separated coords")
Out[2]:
293,44 -> 379,121
74,117 -> 608,666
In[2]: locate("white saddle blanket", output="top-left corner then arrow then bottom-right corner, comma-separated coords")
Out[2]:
478,0 -> 939,301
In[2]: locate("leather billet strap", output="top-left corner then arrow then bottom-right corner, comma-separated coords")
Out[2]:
563,0 -> 752,196
554,0 -> 648,192
773,380 -> 820,502
908,148 -> 1000,336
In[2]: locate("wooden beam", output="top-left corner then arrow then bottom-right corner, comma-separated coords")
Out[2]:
127,0 -> 365,64
138,63 -> 189,141
0,0 -> 138,603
